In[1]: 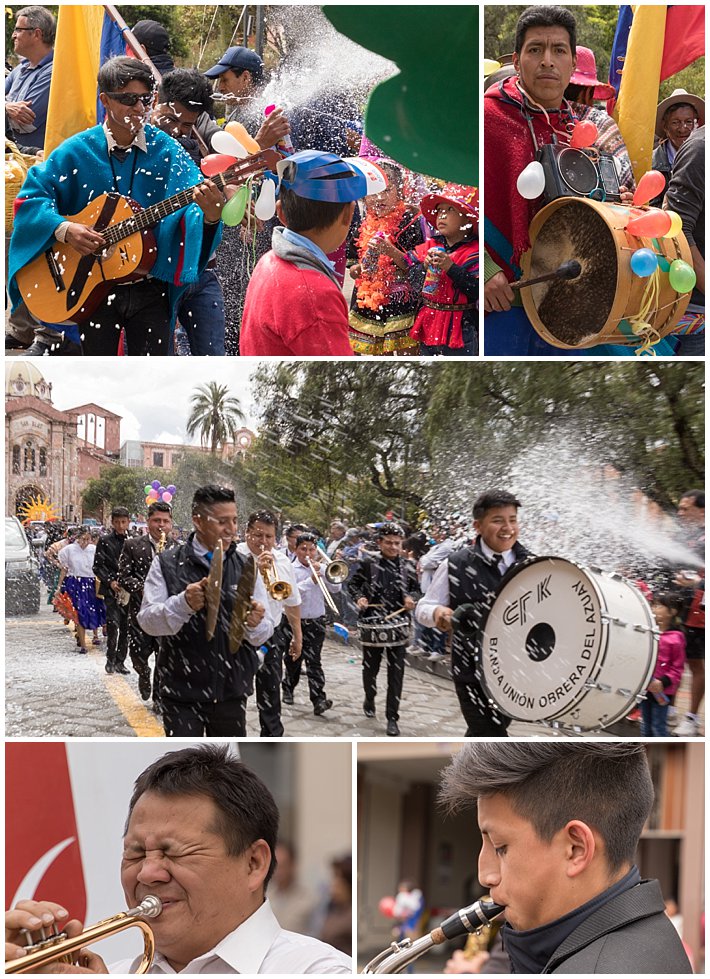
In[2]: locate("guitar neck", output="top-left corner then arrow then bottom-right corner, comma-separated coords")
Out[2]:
100,153 -> 272,246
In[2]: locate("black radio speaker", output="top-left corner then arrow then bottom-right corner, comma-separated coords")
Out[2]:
537,144 -> 622,204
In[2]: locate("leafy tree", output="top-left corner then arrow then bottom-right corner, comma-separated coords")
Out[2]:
81,465 -> 161,522
185,382 -> 246,457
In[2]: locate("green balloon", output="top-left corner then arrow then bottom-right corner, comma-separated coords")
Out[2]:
144,485 -> 152,494
668,259 -> 697,293
222,185 -> 249,227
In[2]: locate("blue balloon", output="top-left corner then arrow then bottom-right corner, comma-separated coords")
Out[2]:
630,248 -> 658,277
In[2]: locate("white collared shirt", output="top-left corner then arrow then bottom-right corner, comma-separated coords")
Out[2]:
58,541 -> 96,578
415,539 -> 513,628
292,559 -> 341,620
137,536 -> 273,647
479,538 -> 515,574
236,542 -> 301,628
110,899 -> 351,974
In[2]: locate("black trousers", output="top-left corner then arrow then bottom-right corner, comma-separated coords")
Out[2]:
256,619 -> 289,737
455,679 -> 510,737
362,643 -> 406,721
283,617 -> 326,706
160,697 -> 247,737
103,592 -> 128,667
127,616 -> 161,698
80,278 -> 171,356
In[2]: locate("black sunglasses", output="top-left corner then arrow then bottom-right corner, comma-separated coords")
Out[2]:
105,92 -> 154,107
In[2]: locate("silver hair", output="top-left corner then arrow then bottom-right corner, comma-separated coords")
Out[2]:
16,6 -> 56,44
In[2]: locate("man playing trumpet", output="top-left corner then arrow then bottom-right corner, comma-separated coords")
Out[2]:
283,532 -> 340,716
138,484 -> 273,736
238,510 -> 303,737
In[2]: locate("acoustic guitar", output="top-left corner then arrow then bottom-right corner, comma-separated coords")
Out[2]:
14,148 -> 280,324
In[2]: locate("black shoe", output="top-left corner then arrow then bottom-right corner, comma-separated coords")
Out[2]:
115,665 -> 130,675
25,340 -> 51,356
314,698 -> 333,716
386,719 -> 400,737
105,662 -> 115,673
363,700 -> 376,718
5,334 -> 30,350
282,689 -> 294,705
138,673 -> 152,700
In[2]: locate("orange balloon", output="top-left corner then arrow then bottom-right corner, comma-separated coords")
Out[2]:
570,120 -> 598,149
626,208 -> 672,238
225,121 -> 262,156
632,170 -> 666,206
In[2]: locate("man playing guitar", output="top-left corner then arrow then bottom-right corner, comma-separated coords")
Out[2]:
8,56 -> 225,356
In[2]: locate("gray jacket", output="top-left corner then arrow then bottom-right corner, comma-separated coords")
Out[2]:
543,880 -> 692,973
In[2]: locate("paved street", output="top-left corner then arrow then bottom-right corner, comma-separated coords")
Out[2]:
5,594 -> 703,739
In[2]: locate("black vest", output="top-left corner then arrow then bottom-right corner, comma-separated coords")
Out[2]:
448,539 -> 530,683
157,534 -> 257,702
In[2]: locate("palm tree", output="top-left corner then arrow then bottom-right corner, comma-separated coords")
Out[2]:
186,382 -> 246,456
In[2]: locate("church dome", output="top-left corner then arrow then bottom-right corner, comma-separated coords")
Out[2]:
5,363 -> 53,403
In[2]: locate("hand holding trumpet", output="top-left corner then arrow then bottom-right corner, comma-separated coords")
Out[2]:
6,901 -> 107,973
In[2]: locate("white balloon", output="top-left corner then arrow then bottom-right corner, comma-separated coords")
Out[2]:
516,161 -> 546,200
254,179 -> 276,220
211,129 -> 249,159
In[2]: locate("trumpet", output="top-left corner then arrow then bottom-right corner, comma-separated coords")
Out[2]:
6,895 -> 162,974
259,549 -> 293,601
362,898 -> 504,974
306,556 -> 341,616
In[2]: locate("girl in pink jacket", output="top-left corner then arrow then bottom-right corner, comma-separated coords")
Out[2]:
642,593 -> 687,737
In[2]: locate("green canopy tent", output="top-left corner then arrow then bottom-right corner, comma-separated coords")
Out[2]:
323,5 -> 477,186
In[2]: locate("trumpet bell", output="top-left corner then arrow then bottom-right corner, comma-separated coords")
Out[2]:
268,579 -> 293,600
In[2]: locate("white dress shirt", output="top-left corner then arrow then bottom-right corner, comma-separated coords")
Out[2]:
236,542 -> 301,628
415,539 -> 514,628
292,559 -> 341,619
110,899 -> 351,974
137,536 -> 273,648
58,542 -> 97,578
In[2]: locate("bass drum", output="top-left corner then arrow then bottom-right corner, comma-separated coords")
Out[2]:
480,557 -> 657,732
358,615 -> 410,648
520,197 -> 692,349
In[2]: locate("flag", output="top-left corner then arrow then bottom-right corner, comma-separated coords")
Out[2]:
44,7 -> 125,157
608,6 -> 705,181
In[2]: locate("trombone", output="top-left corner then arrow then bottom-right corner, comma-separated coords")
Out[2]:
259,548 -> 293,601
305,556 -> 341,616
315,545 -> 349,585
6,895 -> 162,974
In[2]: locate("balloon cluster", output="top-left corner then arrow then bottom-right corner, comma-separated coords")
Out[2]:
626,170 -> 696,292
200,126 -> 277,226
145,481 -> 176,506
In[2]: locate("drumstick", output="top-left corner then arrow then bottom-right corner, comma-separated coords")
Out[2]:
382,606 -> 407,621
511,260 -> 582,291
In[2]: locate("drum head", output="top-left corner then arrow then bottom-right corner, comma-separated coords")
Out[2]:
481,557 -> 608,723
528,200 -> 618,346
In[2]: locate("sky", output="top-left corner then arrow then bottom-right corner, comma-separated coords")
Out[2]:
12,360 -> 261,446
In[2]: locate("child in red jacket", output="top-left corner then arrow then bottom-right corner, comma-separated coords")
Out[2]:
642,592 -> 687,737
241,151 -> 381,357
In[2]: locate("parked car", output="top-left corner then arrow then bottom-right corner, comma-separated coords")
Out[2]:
5,516 -> 41,616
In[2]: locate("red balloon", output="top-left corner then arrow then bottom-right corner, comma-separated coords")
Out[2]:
200,153 -> 238,177
570,120 -> 598,149
626,208 -> 672,238
632,170 -> 666,206
378,896 -> 396,918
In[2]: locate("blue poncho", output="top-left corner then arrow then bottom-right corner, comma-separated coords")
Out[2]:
8,124 -> 222,322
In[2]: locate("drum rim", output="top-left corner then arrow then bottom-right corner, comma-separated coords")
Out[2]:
480,554 -> 613,725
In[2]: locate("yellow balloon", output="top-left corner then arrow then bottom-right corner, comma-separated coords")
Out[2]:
225,121 -> 262,156
483,59 -> 502,77
663,210 -> 683,239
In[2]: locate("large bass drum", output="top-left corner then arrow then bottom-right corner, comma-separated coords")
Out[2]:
520,197 -> 692,348
480,557 -> 657,732
358,614 -> 410,648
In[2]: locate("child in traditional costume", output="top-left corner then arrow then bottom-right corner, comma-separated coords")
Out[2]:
348,160 -> 424,355
380,185 -> 479,355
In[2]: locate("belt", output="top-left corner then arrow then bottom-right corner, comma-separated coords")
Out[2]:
421,298 -> 476,312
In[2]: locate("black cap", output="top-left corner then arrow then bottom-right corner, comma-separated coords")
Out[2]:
132,20 -> 170,56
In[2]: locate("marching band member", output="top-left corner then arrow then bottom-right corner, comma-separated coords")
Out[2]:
137,485 -> 273,737
117,501 -> 175,713
347,522 -> 420,736
6,745 -> 352,974
416,491 -> 531,737
238,511 -> 303,737
93,506 -> 131,675
283,533 -> 338,716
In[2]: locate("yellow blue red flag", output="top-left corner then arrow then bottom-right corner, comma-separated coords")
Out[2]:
45,7 -> 125,157
609,5 -> 705,181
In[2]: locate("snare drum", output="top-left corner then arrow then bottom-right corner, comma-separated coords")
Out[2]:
480,557 -> 658,731
520,198 -> 692,348
358,615 -> 410,648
